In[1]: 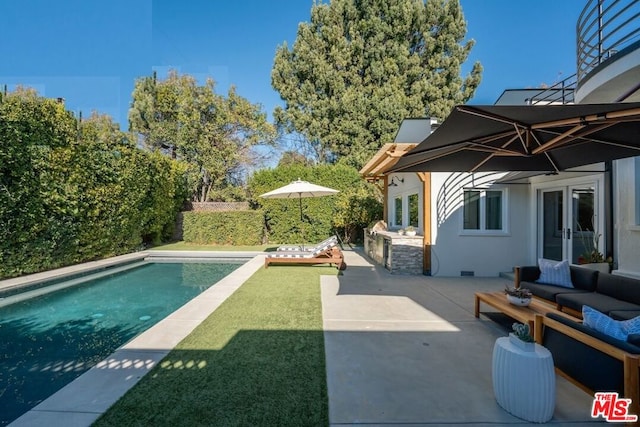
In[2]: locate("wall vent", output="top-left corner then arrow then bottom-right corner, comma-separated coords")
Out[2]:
460,271 -> 474,277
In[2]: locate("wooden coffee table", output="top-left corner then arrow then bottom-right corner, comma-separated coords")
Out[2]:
474,292 -> 575,342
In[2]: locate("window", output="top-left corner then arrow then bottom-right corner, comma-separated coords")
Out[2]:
408,193 -> 419,227
463,189 -> 505,232
394,197 -> 402,226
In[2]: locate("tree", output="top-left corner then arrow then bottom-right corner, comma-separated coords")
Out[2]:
272,0 -> 482,169
129,71 -> 277,202
278,150 -> 314,167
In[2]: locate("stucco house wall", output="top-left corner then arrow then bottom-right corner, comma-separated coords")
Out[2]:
428,172 -> 531,277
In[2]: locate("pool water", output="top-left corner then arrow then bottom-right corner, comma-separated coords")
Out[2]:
0,261 -> 240,425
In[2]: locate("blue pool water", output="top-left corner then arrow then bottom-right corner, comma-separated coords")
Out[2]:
0,261 -> 241,425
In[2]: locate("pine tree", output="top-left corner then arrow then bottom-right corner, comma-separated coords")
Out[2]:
272,0 -> 482,169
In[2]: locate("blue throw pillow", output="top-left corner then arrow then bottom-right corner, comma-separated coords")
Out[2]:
536,258 -> 573,288
582,305 -> 640,341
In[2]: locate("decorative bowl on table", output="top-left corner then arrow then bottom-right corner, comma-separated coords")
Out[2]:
506,294 -> 532,306
504,286 -> 533,307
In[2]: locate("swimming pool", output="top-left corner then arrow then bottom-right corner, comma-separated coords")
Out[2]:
0,260 -> 242,426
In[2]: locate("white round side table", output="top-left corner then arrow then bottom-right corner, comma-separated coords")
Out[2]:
492,335 -> 556,423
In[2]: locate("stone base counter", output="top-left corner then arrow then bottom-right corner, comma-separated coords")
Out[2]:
364,229 -> 424,275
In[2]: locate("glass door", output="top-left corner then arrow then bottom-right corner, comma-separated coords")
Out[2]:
570,185 -> 597,264
541,189 -> 564,261
539,183 -> 598,263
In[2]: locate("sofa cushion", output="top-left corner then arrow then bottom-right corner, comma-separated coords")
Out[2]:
596,273 -> 640,305
610,310 -> 640,321
519,266 -> 541,283
628,334 -> 640,346
570,265 -> 599,291
582,305 -> 640,340
522,281 -> 590,303
556,292 -> 640,315
537,258 -> 573,288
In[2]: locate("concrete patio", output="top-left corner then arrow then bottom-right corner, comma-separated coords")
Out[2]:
322,249 -> 602,425
7,247 -> 605,426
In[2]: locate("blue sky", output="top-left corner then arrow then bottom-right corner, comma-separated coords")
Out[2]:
0,0 -> 585,130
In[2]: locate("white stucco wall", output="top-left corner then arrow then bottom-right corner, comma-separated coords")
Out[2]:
614,157 -> 640,279
429,172 -> 531,277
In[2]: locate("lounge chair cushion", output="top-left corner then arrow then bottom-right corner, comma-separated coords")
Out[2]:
536,258 -> 573,288
266,250 -> 315,259
276,235 -> 338,253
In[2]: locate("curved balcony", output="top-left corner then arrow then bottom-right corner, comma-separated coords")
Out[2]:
575,0 -> 640,103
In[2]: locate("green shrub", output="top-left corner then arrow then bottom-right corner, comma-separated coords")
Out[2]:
182,211 -> 264,245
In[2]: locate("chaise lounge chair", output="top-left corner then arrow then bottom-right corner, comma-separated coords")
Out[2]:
276,235 -> 338,252
265,236 -> 346,270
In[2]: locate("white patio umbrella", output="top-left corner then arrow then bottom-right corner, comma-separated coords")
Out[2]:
259,179 -> 339,248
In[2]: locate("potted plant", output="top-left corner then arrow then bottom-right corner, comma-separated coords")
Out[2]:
504,286 -> 532,306
405,226 -> 417,236
509,322 -> 535,351
577,220 -> 612,273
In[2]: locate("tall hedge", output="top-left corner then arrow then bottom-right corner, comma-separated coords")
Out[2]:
182,211 -> 264,245
248,164 -> 382,244
0,91 -> 189,279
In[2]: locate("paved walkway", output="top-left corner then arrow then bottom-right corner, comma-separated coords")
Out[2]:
322,249 -> 602,426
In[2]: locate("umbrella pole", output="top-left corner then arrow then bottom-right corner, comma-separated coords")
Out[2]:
299,195 -> 305,250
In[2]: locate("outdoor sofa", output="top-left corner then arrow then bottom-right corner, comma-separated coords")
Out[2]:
513,264 -> 640,417
516,265 -> 640,319
540,312 -> 640,419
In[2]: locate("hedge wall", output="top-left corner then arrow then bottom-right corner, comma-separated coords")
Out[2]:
182,211 -> 264,245
0,91 -> 189,279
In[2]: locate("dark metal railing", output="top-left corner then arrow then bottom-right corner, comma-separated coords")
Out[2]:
529,73 -> 577,105
577,0 -> 640,81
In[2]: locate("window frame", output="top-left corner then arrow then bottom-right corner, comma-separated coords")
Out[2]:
460,187 -> 508,235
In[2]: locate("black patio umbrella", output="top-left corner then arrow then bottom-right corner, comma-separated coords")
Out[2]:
392,103 -> 640,173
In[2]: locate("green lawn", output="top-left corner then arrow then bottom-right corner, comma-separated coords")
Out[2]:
149,242 -> 279,251
94,265 -> 335,427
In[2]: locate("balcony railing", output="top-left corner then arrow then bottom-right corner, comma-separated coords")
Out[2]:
577,0 -> 640,82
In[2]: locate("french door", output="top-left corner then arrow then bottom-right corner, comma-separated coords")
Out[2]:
539,182 -> 600,263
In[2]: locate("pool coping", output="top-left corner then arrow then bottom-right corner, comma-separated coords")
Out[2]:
8,251 -> 265,427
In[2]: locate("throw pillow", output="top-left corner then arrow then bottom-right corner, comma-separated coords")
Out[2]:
536,258 -> 573,288
582,305 -> 627,340
582,305 -> 640,341
624,315 -> 640,336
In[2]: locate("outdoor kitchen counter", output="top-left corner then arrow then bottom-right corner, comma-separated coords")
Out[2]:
364,229 -> 423,275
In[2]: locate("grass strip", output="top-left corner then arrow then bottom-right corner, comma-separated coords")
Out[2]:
94,265 -> 334,427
